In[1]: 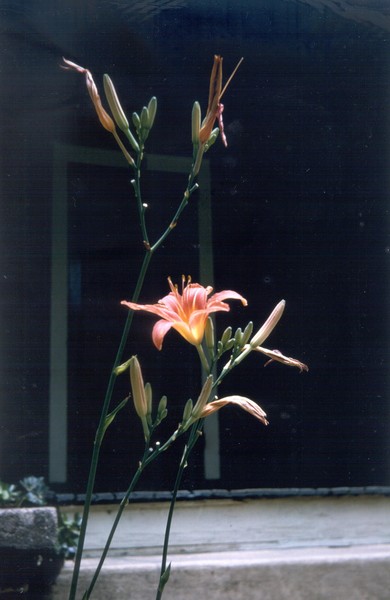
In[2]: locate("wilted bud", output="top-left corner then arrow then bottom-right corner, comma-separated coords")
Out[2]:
192,101 -> 201,145
250,300 -> 286,348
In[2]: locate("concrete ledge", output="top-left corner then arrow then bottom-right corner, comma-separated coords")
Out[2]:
54,544 -> 390,599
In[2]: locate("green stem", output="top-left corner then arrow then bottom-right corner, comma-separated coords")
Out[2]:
68,249 -> 152,600
133,147 -> 149,246
69,155 -> 204,599
196,344 -> 210,372
82,418 -> 193,599
150,173 -> 198,253
82,438 -> 150,600
155,422 -> 202,600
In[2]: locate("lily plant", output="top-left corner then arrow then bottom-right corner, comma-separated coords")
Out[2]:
62,55 -> 307,600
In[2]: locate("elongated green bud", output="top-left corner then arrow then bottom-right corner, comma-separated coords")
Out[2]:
205,317 -> 215,354
204,127 -> 219,152
147,96 -> 157,129
192,101 -> 201,145
234,327 -> 243,346
132,111 -> 141,131
221,326 -> 233,347
103,74 -> 129,132
157,395 -> 168,421
182,398 -> 194,424
224,338 -> 235,351
140,106 -> 150,129
144,382 -> 153,422
241,321 -> 254,347
129,356 -> 147,419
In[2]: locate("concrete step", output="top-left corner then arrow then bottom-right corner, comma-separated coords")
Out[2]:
54,544 -> 390,599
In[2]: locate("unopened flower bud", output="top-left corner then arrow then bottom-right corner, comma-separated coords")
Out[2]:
140,106 -> 150,129
204,127 -> 220,152
182,398 -> 194,424
144,382 -> 153,423
250,300 -> 286,348
241,321 -> 254,346
132,111 -> 141,131
191,375 -> 213,420
129,356 -> 147,419
221,326 -> 233,347
234,327 -> 243,346
157,395 -> 168,422
147,96 -> 157,129
205,317 -> 215,354
103,74 -> 129,132
192,101 -> 201,145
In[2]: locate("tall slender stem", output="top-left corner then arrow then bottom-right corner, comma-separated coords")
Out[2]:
69,156 -> 203,599
155,422 -> 202,600
68,249 -> 152,600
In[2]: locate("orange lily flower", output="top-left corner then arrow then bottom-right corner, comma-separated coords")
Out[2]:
121,276 -> 247,350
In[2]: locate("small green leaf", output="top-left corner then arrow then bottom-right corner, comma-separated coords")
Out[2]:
158,562 -> 171,592
102,397 -> 129,437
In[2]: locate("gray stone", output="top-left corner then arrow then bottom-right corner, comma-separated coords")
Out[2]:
54,545 -> 390,599
0,507 -> 63,592
0,507 -> 58,551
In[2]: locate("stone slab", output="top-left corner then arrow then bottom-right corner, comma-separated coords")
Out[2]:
54,544 -> 390,600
